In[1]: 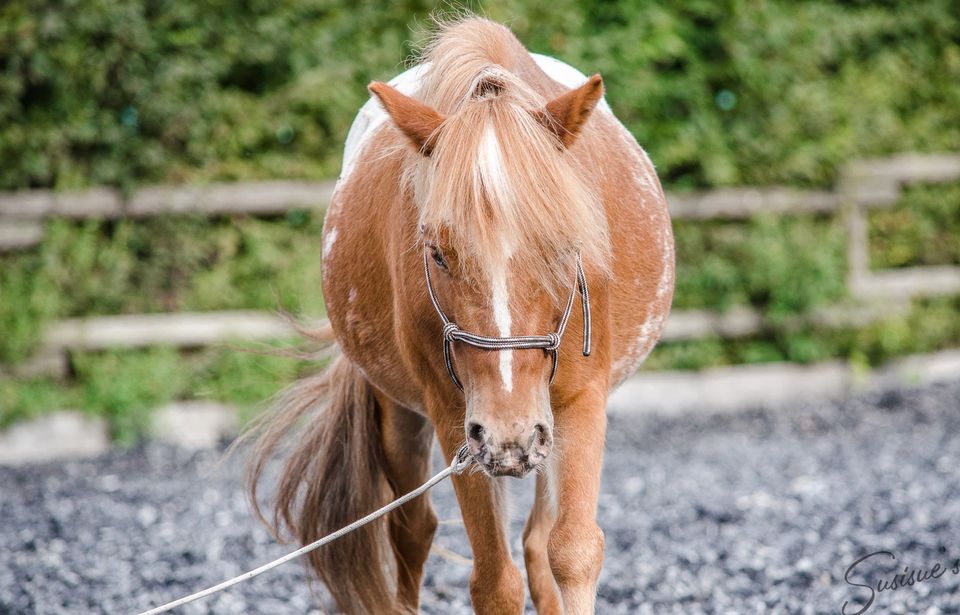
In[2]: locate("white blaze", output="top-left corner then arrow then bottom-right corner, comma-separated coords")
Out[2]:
478,120 -> 515,393
491,269 -> 513,393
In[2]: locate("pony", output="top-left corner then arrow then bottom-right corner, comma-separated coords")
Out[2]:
246,16 -> 674,615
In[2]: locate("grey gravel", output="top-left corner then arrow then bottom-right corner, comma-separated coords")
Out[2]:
2,380 -> 960,614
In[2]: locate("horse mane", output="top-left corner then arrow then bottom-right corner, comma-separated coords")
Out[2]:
405,17 -> 611,298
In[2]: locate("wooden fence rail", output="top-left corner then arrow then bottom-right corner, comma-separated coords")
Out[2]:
2,152 -> 959,380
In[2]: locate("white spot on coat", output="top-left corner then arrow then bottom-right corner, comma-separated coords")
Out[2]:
323,228 -> 338,258
531,54 -> 612,114
338,53 -> 610,183
340,63 -> 430,182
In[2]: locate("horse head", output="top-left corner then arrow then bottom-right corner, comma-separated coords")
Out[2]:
369,70 -> 608,477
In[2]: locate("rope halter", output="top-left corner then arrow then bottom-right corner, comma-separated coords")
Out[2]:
423,248 -> 591,391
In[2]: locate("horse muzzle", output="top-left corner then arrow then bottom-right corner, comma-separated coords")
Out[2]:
466,419 -> 552,477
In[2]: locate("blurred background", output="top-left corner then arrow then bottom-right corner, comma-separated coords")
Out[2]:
1,0 -> 959,445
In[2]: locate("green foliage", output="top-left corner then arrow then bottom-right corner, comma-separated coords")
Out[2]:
644,296 -> 960,371
541,0 -> 960,187
0,251 -> 62,363
190,343 -> 312,414
0,211 -> 325,362
850,296 -> 960,364
869,181 -> 960,268
0,0 -> 434,190
1,1 -> 957,190
672,213 -> 847,317
73,347 -> 187,444
0,343 -> 315,442
0,376 -> 80,428
1,2 -> 959,437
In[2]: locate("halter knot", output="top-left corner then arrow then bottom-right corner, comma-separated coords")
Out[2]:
442,322 -> 460,341
544,332 -> 561,351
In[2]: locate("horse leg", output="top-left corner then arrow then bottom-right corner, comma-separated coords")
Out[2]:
523,471 -> 562,614
548,390 -> 607,614
434,412 -> 525,614
379,396 -> 439,610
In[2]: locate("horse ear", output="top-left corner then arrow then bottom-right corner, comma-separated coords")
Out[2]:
538,74 -> 604,148
368,81 -> 446,156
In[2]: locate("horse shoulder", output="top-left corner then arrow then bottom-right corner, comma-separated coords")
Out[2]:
323,136 -> 427,411
585,116 -> 675,389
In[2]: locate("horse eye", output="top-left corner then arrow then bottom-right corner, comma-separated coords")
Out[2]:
431,246 -> 448,270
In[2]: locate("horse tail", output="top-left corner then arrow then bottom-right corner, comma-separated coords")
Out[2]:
242,321 -> 403,614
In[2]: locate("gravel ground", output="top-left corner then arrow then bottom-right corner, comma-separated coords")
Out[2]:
2,379 -> 960,614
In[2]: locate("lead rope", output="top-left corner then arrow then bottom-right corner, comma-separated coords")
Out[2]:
134,446 -> 474,615
135,253 -> 590,613
423,249 -> 591,391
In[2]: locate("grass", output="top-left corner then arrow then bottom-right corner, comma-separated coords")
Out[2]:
0,342 -> 316,445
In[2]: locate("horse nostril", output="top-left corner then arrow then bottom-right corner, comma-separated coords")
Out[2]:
467,421 -> 485,445
533,422 -> 551,448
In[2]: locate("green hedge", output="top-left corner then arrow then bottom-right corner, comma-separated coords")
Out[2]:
0,211 -> 325,363
1,0 -> 957,191
870,181 -> 960,269
673,213 -> 847,318
2,2 -> 959,440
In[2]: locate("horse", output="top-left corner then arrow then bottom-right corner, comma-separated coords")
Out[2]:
245,16 -> 674,615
